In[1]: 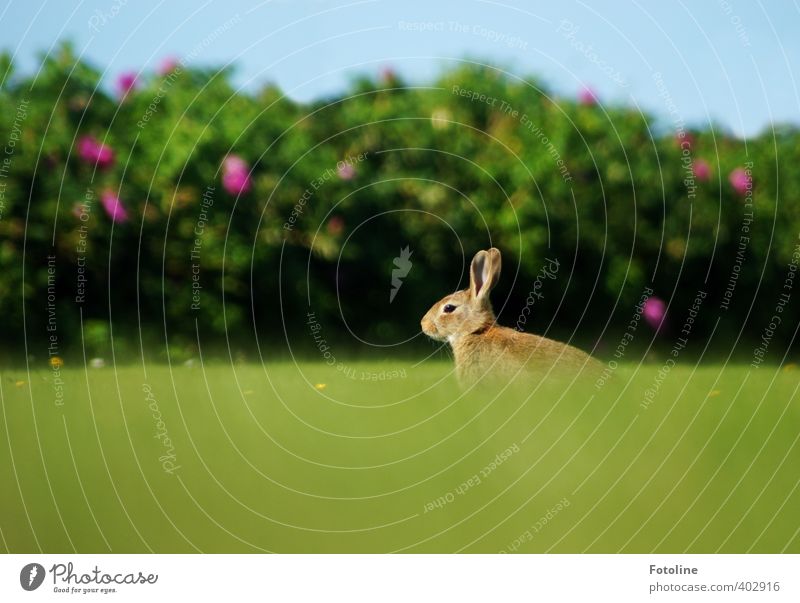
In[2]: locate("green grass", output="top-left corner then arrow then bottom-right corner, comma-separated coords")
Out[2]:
1,361 -> 798,553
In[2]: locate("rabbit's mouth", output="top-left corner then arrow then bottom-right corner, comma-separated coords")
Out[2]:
421,318 -> 445,341
425,331 -> 447,342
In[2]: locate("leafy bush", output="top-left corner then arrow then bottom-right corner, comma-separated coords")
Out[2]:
1,44 -> 798,362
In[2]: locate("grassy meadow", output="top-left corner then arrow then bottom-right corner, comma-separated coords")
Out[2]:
1,361 -> 798,553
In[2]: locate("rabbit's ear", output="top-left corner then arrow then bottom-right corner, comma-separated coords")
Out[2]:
470,247 -> 501,301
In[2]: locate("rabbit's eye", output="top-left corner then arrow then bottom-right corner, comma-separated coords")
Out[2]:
443,304 -> 457,313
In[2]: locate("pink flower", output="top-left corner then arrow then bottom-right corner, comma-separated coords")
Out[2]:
77,136 -> 115,169
643,296 -> 666,331
224,155 -> 248,175
157,56 -> 180,76
379,66 -> 397,84
578,85 -> 597,105
101,191 -> 129,223
327,215 -> 344,235
692,159 -> 711,181
676,132 -> 694,149
337,162 -> 356,181
222,155 -> 252,195
116,71 -> 137,98
729,167 -> 752,195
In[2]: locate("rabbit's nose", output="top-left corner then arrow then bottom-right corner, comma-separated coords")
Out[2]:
421,317 -> 431,334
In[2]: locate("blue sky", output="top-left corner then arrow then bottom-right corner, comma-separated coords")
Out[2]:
3,0 -> 798,137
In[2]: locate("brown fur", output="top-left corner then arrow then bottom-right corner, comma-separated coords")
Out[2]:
421,248 -> 601,384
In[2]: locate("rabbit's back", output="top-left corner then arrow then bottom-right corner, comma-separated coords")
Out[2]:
453,325 -> 600,383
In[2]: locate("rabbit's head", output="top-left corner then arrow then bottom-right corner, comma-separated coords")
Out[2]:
421,248 -> 502,343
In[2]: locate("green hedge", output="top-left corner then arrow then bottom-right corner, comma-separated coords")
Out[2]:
1,44 -> 798,363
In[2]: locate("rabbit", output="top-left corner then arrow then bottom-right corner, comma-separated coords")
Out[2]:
421,247 -> 601,384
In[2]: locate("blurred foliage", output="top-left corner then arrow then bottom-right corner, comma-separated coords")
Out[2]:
1,43 -> 798,362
